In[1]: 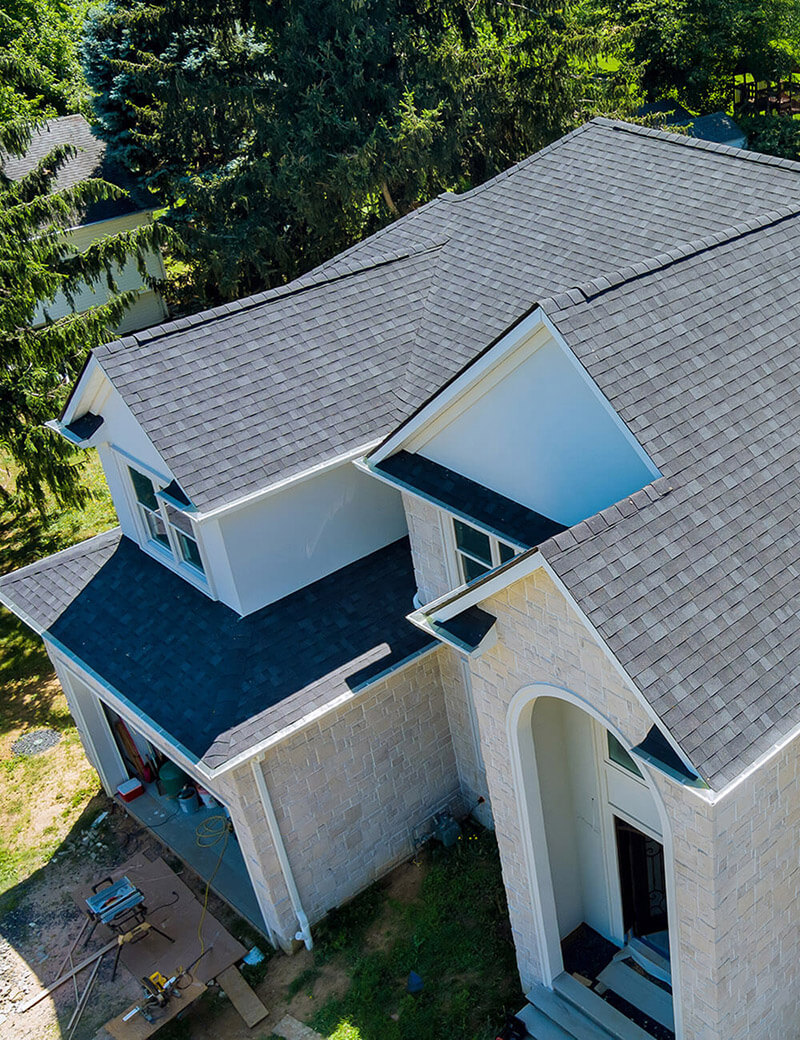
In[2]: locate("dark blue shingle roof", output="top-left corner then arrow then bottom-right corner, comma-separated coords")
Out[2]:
0,532 -> 434,768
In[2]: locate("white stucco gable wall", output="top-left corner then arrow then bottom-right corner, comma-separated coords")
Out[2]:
409,321 -> 658,527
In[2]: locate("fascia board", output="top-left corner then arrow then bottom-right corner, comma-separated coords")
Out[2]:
208,642 -> 439,777
355,456 -> 530,550
192,438 -> 382,523
407,612 -> 498,658
414,549 -> 544,624
43,633 -> 214,782
60,355 -> 107,425
368,309 -> 548,465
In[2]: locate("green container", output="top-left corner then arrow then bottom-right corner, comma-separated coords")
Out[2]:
159,761 -> 187,799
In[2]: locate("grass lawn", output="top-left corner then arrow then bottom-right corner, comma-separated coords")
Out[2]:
0,450 -> 117,896
302,827 -> 521,1040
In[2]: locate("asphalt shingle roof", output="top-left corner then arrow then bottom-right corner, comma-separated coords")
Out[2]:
96,245 -> 441,512
2,114 -> 149,223
0,532 -> 434,769
538,209 -> 800,789
87,118 -> 800,513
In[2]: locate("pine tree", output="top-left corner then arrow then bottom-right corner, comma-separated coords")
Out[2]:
84,0 -> 634,304
0,125 -> 172,508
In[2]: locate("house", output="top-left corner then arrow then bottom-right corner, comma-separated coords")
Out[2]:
2,114 -> 169,334
3,118 -> 800,1039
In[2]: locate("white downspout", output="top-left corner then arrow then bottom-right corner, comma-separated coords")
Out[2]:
250,757 -> 313,950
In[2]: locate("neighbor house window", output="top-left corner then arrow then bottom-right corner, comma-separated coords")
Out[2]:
452,518 -> 518,584
607,732 -> 643,778
128,466 -> 205,576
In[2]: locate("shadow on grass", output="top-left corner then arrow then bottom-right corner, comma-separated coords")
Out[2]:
307,827 -> 522,1040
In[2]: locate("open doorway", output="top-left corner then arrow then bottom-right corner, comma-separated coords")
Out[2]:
615,817 -> 669,959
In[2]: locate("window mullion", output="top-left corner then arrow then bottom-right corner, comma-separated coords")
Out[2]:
160,501 -> 181,559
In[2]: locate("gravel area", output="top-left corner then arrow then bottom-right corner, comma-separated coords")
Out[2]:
11,729 -> 61,756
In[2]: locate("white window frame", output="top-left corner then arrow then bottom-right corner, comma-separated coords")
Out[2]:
449,515 -> 518,586
122,458 -> 212,592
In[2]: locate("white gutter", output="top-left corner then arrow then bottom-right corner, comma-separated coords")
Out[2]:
250,757 -> 313,950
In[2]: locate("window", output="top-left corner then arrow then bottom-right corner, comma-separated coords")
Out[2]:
128,466 -> 205,577
452,518 -> 519,584
607,732 -> 643,778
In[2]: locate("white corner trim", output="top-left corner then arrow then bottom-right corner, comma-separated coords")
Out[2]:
192,439 -> 383,522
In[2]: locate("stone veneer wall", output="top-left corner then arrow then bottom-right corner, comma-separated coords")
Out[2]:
402,491 -> 494,826
221,649 -> 460,948
402,491 -> 453,603
398,491 -> 800,1039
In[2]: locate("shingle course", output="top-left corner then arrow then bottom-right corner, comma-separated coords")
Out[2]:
540,212 -> 800,788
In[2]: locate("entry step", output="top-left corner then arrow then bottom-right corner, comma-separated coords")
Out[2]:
521,973 -> 655,1040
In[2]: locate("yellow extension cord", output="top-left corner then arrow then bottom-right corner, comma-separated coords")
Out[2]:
194,814 -> 230,958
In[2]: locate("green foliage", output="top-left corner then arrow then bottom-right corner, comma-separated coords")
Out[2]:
0,0 -> 90,130
309,828 -> 522,1040
84,0 -> 636,305
737,112 -> 800,159
0,125 -> 174,508
593,0 -> 800,110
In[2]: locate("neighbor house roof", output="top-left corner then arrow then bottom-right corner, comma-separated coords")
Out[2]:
536,207 -> 800,789
0,532 -> 435,769
75,118 -> 800,513
2,114 -> 150,224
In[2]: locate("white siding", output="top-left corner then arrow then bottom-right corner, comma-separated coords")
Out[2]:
217,461 -> 408,614
417,334 -> 656,526
33,212 -> 168,333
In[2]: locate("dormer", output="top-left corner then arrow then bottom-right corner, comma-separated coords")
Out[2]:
362,308 -> 659,602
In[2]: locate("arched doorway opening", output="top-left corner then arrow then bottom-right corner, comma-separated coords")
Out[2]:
509,685 -> 679,1036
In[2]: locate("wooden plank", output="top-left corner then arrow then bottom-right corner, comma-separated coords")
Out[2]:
20,938 -> 119,1012
273,1015 -> 327,1040
217,965 -> 268,1028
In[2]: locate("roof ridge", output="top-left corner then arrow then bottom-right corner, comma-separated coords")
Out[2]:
595,116 -> 800,174
98,238 -> 446,356
445,121 -> 599,203
540,205 -> 800,314
541,478 -> 674,558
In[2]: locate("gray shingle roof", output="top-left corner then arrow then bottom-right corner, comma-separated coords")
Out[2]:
0,532 -> 434,769
85,118 -> 800,512
2,114 -> 148,223
96,245 -> 442,512
538,208 -> 800,789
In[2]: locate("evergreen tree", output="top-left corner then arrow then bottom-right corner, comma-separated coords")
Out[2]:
84,0 -> 634,303
0,125 -> 172,508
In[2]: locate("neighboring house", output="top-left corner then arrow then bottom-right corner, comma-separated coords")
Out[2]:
2,114 -> 169,334
640,101 -> 748,149
4,118 -> 800,1040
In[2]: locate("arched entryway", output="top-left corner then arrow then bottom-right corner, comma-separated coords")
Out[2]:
507,684 -> 681,1037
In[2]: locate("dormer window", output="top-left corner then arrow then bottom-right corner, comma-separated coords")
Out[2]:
453,518 -> 517,584
128,465 -> 205,577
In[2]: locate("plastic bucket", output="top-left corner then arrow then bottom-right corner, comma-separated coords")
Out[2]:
177,786 -> 199,814
159,761 -> 187,799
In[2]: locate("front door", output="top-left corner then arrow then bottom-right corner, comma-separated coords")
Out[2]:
614,816 -> 668,938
